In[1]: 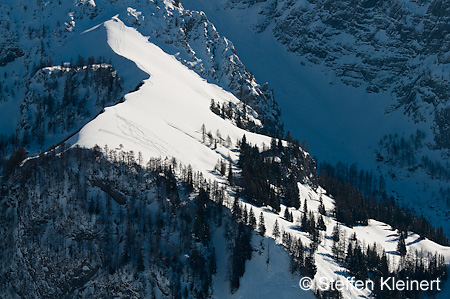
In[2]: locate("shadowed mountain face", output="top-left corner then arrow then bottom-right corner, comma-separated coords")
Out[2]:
222,0 -> 450,148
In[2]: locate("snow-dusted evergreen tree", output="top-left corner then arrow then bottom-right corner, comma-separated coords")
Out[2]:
272,219 -> 280,239
258,212 -> 266,236
248,207 -> 257,229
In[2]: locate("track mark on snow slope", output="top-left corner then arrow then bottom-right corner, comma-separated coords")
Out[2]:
112,109 -> 181,158
167,123 -> 199,142
111,15 -> 125,55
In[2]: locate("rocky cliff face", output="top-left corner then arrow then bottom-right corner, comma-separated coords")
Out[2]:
226,0 -> 450,149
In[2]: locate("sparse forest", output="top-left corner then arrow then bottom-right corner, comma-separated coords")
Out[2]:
0,56 -> 124,173
318,161 -> 449,246
237,134 -> 317,211
376,130 -> 450,181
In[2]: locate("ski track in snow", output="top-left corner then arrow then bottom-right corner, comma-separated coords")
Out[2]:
114,112 -> 172,156
167,122 -> 199,142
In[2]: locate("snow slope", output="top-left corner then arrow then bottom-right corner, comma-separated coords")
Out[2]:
71,16 -> 272,180
69,14 -> 450,298
212,227 -> 316,299
180,0 -> 450,237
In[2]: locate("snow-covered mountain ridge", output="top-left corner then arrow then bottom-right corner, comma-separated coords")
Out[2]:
0,0 -> 282,164
1,0 -> 450,298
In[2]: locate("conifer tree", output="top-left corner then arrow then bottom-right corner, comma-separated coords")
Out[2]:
309,214 -> 319,251
304,248 -> 317,277
258,212 -> 266,236
227,160 -> 233,185
301,200 -> 308,229
273,220 -> 280,239
301,211 -> 308,232
303,198 -> 308,214
226,135 -> 232,147
317,215 -> 326,231
249,208 -> 257,229
332,223 -> 340,243
397,231 -> 407,257
332,223 -> 343,261
284,207 -> 291,222
201,124 -> 206,143
243,206 -> 248,224
318,196 -> 326,215
232,197 -> 241,220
